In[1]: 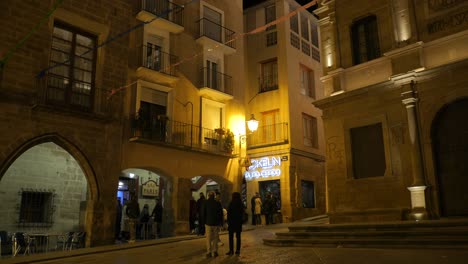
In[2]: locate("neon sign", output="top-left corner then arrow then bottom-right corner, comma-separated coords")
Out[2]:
244,156 -> 282,180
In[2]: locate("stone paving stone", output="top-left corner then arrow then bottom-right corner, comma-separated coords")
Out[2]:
3,224 -> 468,264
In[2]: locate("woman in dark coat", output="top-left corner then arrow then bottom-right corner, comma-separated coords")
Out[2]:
226,192 -> 245,256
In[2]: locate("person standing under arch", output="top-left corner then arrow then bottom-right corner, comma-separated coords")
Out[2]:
226,192 -> 244,256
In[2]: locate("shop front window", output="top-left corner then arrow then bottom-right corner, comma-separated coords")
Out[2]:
259,180 -> 281,210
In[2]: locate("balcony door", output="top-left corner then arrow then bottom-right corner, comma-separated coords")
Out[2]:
262,110 -> 280,143
206,60 -> 218,91
203,5 -> 222,42
139,88 -> 168,141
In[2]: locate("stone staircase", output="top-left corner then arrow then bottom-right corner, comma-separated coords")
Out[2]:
264,217 -> 468,248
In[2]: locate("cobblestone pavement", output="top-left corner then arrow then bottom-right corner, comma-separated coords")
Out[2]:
5,224 -> 468,264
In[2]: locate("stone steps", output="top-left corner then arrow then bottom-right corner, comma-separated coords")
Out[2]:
264,219 -> 468,248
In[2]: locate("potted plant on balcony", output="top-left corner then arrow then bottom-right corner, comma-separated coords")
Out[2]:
223,129 -> 235,153
215,128 -> 226,136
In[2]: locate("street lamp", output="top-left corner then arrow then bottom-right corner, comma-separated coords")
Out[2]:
238,114 -> 258,170
247,114 -> 259,133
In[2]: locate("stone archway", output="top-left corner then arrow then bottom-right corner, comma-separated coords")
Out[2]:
432,98 -> 468,217
119,168 -> 175,238
0,133 -> 99,246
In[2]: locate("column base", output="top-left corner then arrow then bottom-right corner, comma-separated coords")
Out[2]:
407,186 -> 429,221
407,207 -> 429,221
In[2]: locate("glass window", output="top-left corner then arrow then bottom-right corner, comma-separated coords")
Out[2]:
265,4 -> 277,46
289,4 -> 299,33
260,59 -> 278,92
265,4 -> 276,30
300,65 -> 315,99
301,181 -> 315,208
351,15 -> 381,65
47,23 -> 96,109
303,113 -> 318,148
350,123 -> 386,179
300,13 -> 309,41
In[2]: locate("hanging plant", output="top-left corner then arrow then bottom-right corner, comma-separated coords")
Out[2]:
223,129 -> 235,153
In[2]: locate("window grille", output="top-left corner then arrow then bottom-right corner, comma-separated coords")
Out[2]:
266,31 -> 277,47
18,189 -> 56,227
301,40 -> 310,56
312,47 -> 320,62
290,33 -> 300,49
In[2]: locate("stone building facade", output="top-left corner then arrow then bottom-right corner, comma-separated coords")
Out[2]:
243,0 -> 326,222
314,0 -> 468,223
0,0 -> 130,246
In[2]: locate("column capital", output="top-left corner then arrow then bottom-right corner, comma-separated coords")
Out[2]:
402,97 -> 418,107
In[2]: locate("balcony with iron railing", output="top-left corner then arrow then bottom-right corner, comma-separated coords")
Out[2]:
135,0 -> 184,33
198,67 -> 233,101
259,73 -> 278,93
35,74 -> 122,120
196,18 -> 236,55
247,122 -> 289,148
135,45 -> 179,85
130,115 -> 236,156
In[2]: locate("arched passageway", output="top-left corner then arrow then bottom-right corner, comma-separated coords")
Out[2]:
0,142 -> 90,253
432,98 -> 468,217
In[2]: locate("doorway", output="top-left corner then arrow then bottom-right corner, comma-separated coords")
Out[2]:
433,98 -> 468,217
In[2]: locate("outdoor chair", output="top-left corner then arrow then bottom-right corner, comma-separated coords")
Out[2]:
69,232 -> 85,250
55,232 -> 74,251
12,232 -> 35,256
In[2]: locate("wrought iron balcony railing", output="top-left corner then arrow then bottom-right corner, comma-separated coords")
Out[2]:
130,115 -> 235,155
247,122 -> 289,148
136,0 -> 184,26
196,18 -> 236,49
37,74 -> 122,119
136,45 -> 178,76
199,67 -> 233,96
259,73 -> 278,93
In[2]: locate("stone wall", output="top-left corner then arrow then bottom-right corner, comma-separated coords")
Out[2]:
0,143 -> 87,233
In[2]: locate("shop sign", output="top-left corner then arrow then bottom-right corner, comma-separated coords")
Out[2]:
244,156 -> 282,180
141,180 -> 159,197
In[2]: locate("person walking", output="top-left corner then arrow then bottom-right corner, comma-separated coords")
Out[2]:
203,191 -> 223,258
126,192 -> 140,243
254,193 -> 262,226
115,199 -> 122,240
226,192 -> 244,256
196,192 -> 206,236
138,204 -> 150,239
189,196 -> 197,234
215,192 -> 225,246
151,198 -> 163,238
250,193 -> 257,225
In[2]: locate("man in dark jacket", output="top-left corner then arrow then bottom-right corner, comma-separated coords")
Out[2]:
203,191 -> 223,258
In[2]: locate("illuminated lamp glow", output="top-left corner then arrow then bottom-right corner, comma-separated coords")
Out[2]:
129,173 -> 135,178
247,114 -> 259,132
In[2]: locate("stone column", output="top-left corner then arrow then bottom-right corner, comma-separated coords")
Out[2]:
401,81 -> 428,220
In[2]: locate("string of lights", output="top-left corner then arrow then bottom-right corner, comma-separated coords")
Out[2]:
0,0 -> 65,70
36,0 -> 200,78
